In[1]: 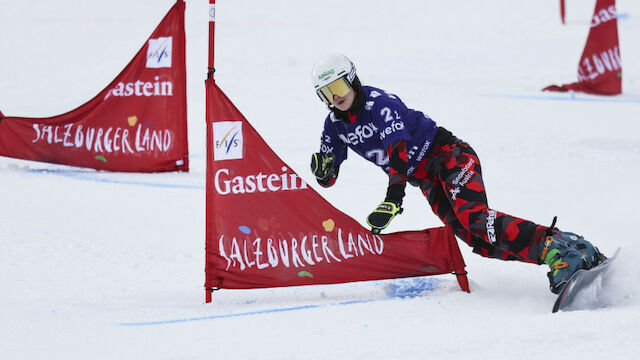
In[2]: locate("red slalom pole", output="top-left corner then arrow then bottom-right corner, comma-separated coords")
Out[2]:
205,0 -> 217,303
208,0 -> 216,79
560,0 -> 566,25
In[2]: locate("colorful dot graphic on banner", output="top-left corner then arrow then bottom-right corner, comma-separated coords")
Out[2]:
238,226 -> 251,234
95,155 -> 107,163
322,219 -> 335,232
127,115 -> 138,126
257,219 -> 269,230
297,271 -> 314,278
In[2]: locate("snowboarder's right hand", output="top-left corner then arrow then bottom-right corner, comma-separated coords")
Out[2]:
367,201 -> 403,235
310,152 -> 335,182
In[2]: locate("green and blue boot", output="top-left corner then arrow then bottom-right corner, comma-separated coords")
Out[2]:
554,231 -> 606,269
539,217 -> 606,294
540,233 -> 583,294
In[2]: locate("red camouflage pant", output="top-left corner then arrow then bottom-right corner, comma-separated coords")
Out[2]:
410,141 -> 546,264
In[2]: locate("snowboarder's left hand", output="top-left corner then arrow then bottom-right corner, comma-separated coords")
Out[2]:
366,201 -> 403,235
310,152 -> 335,181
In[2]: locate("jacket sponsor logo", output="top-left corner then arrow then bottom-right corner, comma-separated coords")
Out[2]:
320,135 -> 335,153
379,120 -> 405,140
452,158 -> 475,186
408,140 -> 431,163
320,143 -> 334,153
449,158 -> 475,201
338,122 -> 379,146
486,209 -> 497,244
449,187 -> 461,201
214,167 -> 308,195
146,37 -> 172,68
213,121 -> 243,160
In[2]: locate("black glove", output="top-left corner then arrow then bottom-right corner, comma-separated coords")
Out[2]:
366,201 -> 403,235
310,152 -> 335,182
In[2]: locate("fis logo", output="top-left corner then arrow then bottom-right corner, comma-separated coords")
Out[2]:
213,121 -> 243,160
146,37 -> 172,68
209,3 -> 216,21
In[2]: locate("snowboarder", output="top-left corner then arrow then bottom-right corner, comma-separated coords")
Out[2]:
309,53 -> 606,294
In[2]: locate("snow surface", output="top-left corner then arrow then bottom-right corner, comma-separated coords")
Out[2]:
1,0 -> 640,358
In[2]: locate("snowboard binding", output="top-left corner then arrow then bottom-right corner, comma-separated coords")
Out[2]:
541,216 -> 607,294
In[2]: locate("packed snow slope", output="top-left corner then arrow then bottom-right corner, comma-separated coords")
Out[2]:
1,0 -> 640,359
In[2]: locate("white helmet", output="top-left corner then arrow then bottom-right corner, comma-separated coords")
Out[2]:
311,54 -> 357,106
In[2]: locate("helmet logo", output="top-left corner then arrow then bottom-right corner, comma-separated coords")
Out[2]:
318,69 -> 335,80
347,67 -> 356,82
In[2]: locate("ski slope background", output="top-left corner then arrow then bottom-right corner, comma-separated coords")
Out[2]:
1,0 -> 640,358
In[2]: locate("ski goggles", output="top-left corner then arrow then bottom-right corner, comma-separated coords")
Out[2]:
316,77 -> 352,103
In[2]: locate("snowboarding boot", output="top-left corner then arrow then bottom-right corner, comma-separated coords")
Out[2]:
539,217 -> 606,294
540,231 -> 585,294
552,231 -> 606,269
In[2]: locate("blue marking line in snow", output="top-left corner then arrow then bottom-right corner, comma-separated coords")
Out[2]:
117,299 -> 378,327
118,278 -> 441,327
487,93 -> 640,104
387,278 -> 439,298
25,169 -> 205,190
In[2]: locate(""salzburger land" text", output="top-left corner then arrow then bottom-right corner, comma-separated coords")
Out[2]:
218,228 -> 384,271
32,123 -> 172,153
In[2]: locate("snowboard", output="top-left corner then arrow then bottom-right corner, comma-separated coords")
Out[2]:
552,248 -> 621,313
